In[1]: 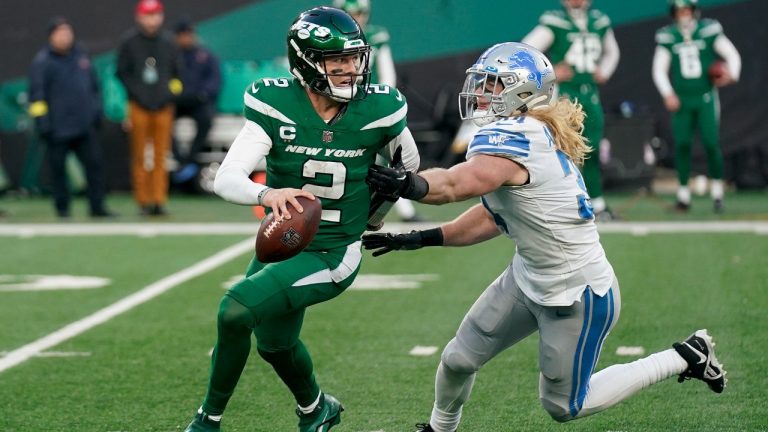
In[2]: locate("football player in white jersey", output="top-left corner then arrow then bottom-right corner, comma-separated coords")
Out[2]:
363,42 -> 726,432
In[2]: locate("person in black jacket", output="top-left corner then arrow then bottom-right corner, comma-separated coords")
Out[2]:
116,0 -> 182,216
28,17 -> 114,218
171,19 -> 221,184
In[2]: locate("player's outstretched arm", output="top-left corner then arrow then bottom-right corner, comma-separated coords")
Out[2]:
362,203 -> 500,256
419,155 -> 527,204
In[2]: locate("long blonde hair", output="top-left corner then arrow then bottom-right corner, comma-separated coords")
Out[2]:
526,98 -> 592,166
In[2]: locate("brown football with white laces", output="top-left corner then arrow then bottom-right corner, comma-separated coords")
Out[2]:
255,196 -> 322,263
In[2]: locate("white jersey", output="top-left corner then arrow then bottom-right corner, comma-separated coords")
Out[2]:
466,115 -> 614,306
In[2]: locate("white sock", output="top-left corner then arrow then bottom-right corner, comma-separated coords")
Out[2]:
710,179 -> 724,200
198,407 -> 222,422
677,186 -> 691,204
395,198 -> 416,219
592,196 -> 606,214
430,362 -> 476,432
298,392 -> 322,414
576,349 -> 688,418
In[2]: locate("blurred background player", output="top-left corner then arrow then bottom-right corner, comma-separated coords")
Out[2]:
117,0 -> 182,216
28,17 -> 114,219
523,0 -> 619,219
183,7 -> 420,432
652,0 -> 741,213
334,0 -> 425,223
363,42 -> 727,432
171,18 -> 221,185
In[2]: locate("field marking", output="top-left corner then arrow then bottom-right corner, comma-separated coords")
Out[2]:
348,274 -> 439,290
0,351 -> 91,358
0,275 -> 111,292
410,345 -> 439,356
616,346 -> 646,356
1,221 -> 768,237
0,238 -> 254,374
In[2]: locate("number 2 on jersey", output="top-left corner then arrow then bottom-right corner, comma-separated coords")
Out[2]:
301,160 -> 345,222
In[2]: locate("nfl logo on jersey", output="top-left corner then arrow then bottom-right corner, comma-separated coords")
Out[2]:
322,130 -> 334,143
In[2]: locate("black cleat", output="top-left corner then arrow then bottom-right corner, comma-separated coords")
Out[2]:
713,199 -> 724,214
674,201 -> 691,213
415,424 -> 435,432
673,329 -> 727,393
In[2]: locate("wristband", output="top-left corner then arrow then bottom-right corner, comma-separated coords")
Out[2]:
419,228 -> 444,247
257,187 -> 273,206
402,173 -> 429,200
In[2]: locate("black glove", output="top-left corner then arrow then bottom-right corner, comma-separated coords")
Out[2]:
366,165 -> 429,200
362,229 -> 443,257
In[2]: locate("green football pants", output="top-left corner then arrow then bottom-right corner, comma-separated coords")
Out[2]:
201,242 -> 362,414
672,90 -> 722,185
561,84 -> 605,199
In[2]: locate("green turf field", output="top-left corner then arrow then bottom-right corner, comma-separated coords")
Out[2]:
1,193 -> 767,431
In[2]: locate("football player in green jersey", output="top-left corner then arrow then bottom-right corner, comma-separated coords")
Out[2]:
333,0 -> 425,222
183,7 -> 420,432
523,0 -> 620,219
653,0 -> 741,213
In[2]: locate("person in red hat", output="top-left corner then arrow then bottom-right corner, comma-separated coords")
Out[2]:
117,0 -> 182,216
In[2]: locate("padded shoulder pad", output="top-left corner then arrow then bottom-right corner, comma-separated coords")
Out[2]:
359,84 -> 408,133
466,117 -> 543,164
540,10 -> 571,29
243,77 -> 298,126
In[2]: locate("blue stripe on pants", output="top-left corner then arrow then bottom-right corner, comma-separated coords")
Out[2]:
568,287 -> 615,417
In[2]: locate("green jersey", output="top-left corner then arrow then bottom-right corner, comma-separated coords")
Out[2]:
538,8 -> 612,86
655,19 -> 723,96
365,24 -> 391,84
244,77 -> 407,251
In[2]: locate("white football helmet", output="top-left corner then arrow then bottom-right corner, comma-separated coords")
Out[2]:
458,42 -> 555,126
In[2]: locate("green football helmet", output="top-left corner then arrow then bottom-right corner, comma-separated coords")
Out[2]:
669,0 -> 698,7
669,0 -> 699,18
332,0 -> 370,15
287,7 -> 371,101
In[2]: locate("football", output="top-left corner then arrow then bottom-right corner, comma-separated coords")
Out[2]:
255,196 -> 322,263
708,60 -> 728,81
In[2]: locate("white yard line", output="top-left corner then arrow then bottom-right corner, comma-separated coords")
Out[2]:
0,238 -> 254,374
0,221 -> 767,237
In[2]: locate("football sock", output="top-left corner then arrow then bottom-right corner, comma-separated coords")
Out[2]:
202,296 -> 255,415
395,198 -> 416,219
592,196 -> 607,214
297,391 -> 322,414
430,361 -> 476,432
575,349 -> 688,418
710,179 -> 724,200
258,340 -> 320,407
677,186 -> 691,204
197,407 -> 222,422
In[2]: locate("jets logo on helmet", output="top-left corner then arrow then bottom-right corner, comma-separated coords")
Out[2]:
287,7 -> 371,102
459,42 -> 555,126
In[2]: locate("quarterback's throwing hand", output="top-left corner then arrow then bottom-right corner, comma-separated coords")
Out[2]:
362,231 -> 426,257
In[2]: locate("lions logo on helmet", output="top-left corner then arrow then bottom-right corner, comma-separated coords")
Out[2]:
459,42 -> 555,126
287,7 -> 371,101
